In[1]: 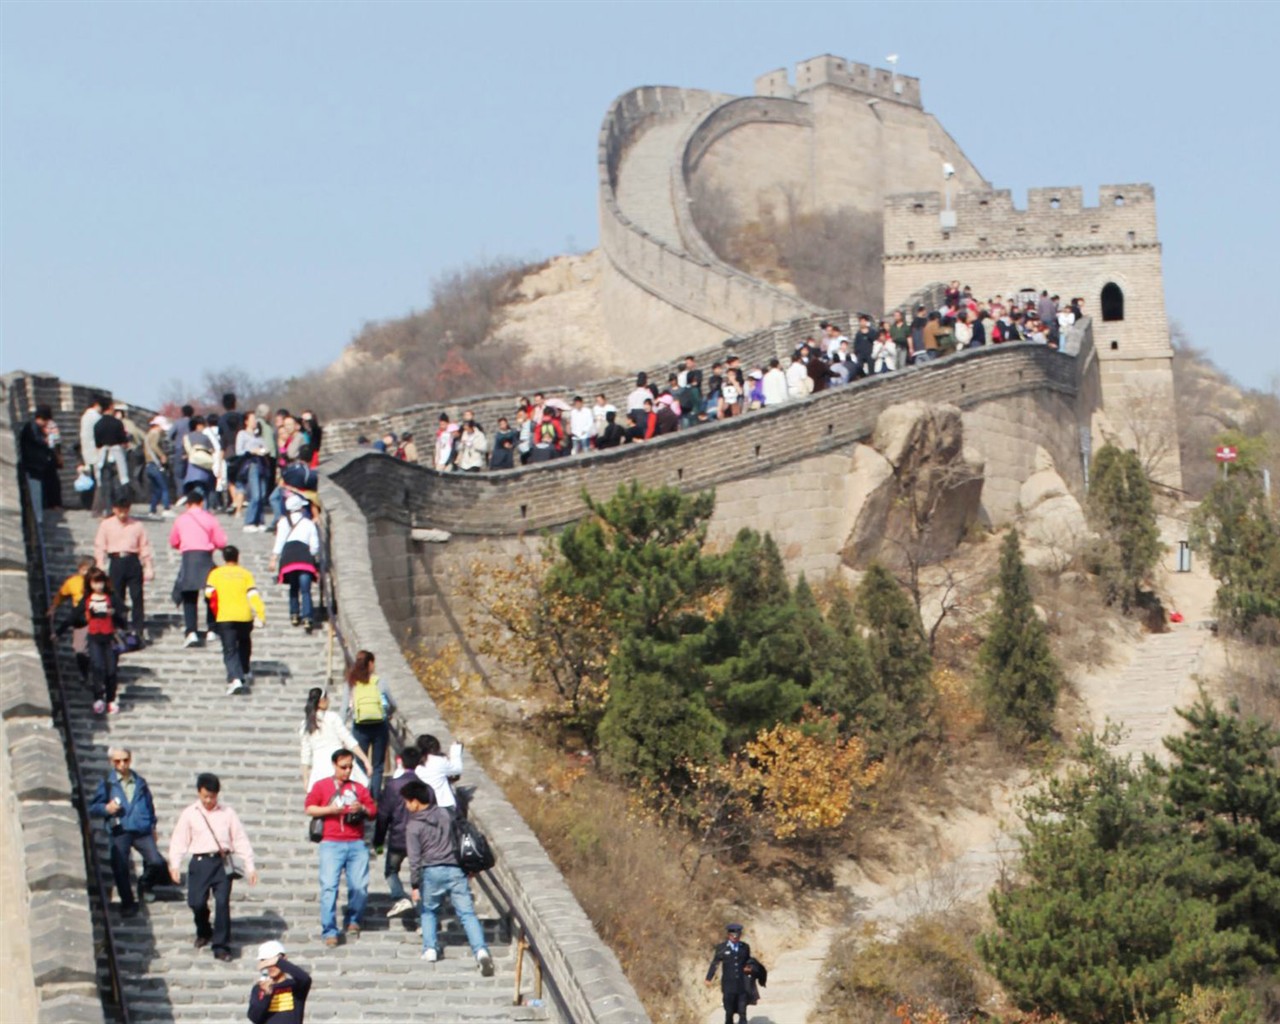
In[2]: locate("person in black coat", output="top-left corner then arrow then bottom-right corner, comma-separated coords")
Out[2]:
19,405 -> 59,523
705,922 -> 752,1024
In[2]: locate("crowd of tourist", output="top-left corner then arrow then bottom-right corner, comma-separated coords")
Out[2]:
359,284 -> 1084,472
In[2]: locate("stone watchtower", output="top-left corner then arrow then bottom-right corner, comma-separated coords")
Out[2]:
882,185 -> 1182,488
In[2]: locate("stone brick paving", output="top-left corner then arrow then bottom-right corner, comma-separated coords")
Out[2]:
613,113 -> 704,249
46,509 -> 549,1023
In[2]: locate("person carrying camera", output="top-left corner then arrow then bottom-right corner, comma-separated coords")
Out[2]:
304,748 -> 377,947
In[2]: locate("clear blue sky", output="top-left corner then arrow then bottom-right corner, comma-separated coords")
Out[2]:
2,1 -> 1275,408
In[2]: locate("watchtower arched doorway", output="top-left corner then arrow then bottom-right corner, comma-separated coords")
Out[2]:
1101,282 -> 1124,322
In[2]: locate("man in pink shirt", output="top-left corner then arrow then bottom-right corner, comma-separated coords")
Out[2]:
94,496 -> 154,639
168,772 -> 257,962
168,487 -> 227,646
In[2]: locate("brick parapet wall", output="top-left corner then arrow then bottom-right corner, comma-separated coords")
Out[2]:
328,342 -> 1080,536
598,85 -> 820,339
1,373 -> 107,1024
322,470 -> 651,1024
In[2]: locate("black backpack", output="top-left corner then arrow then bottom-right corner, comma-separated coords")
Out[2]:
453,816 -> 495,875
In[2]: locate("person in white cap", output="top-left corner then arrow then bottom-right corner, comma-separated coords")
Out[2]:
268,492 -> 320,632
247,940 -> 311,1023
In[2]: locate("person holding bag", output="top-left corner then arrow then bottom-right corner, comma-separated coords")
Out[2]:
168,772 -> 258,962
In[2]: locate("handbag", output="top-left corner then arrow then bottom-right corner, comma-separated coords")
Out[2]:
198,809 -> 246,880
309,816 -> 324,843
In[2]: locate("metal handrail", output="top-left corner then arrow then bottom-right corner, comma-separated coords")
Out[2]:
318,504 -> 567,1017
22,484 -> 132,1024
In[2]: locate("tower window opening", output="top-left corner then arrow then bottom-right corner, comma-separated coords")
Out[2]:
1101,282 -> 1125,322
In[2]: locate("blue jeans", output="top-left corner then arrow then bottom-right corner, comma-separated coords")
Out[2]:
418,865 -> 487,955
287,573 -> 314,621
318,840 -> 369,939
385,848 -> 408,903
242,460 -> 264,526
267,485 -> 286,529
145,462 -> 170,512
25,474 -> 44,525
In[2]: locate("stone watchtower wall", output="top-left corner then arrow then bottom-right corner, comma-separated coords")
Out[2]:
883,184 -> 1182,487
597,57 -> 989,366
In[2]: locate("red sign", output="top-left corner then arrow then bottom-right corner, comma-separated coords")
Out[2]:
1215,446 -> 1238,463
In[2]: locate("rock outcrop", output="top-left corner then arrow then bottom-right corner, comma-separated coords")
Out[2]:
1018,446 -> 1089,570
843,401 -> 985,570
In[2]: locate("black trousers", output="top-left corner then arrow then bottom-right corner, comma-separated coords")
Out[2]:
109,830 -> 167,907
217,621 -> 252,682
108,553 -> 145,634
87,634 -> 118,704
187,854 -> 232,953
181,592 -> 213,636
722,991 -> 748,1024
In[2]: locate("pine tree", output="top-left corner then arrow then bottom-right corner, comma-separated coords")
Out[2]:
980,733 -> 1250,1023
979,528 -> 1062,742
1190,474 -> 1280,638
1086,444 -> 1163,612
704,530 -> 809,747
1162,695 -> 1280,968
854,564 -> 934,749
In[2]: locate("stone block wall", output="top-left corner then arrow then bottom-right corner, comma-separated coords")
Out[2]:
1,374 -> 106,1024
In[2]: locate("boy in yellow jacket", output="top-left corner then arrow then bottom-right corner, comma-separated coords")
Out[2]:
204,545 -> 265,696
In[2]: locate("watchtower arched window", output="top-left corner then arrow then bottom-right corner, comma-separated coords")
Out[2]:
1101,282 -> 1125,322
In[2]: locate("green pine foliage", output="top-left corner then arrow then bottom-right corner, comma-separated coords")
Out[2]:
809,588 -> 880,736
981,701 -> 1280,1022
1162,695 -> 1280,967
854,564 -> 935,749
704,531 -> 810,747
979,528 -> 1062,742
1190,474 -> 1280,639
1086,444 -> 1164,612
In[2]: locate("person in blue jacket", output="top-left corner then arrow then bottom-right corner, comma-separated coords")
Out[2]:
89,746 -> 169,916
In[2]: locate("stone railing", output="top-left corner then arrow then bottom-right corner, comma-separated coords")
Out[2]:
1,374 -> 109,1024
321,467 -> 650,1024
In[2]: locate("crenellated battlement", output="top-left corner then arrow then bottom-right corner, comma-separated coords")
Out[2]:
884,184 -> 1159,255
756,54 -> 922,108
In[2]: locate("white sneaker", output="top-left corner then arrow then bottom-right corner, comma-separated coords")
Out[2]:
421,948 -> 438,962
225,679 -> 245,696
387,897 -> 415,918
160,509 -> 175,518
92,700 -> 106,715
477,949 -> 494,976
107,701 -> 121,715
183,632 -> 199,648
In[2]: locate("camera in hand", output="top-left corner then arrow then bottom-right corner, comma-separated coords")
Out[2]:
342,806 -> 368,827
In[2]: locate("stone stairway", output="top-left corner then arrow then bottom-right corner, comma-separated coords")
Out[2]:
43,508 -> 550,1023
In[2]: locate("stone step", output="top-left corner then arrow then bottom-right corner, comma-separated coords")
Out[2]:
44,509 -> 553,1022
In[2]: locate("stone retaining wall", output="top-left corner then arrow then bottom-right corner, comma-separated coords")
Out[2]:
1,374 -> 107,1024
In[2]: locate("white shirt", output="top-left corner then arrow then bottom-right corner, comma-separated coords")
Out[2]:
626,387 -> 652,411
80,407 -> 102,468
414,744 -> 463,809
569,407 -> 595,441
762,368 -> 788,406
825,333 -> 848,357
785,361 -> 811,398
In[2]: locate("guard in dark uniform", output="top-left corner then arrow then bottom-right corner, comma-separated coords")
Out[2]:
705,922 -> 752,1024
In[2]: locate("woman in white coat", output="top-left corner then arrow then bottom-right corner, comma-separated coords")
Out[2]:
300,687 -> 372,789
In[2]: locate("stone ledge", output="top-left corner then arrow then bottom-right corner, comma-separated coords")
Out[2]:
0,647 -> 54,719
38,992 -> 105,1024
9,729 -> 74,801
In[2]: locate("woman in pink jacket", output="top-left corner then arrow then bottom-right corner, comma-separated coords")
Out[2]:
168,486 -> 227,647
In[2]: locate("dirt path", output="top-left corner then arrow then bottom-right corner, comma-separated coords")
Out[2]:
693,509 -> 1221,1024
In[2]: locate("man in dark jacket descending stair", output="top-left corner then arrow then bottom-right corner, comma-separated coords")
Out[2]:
705,922 -> 752,1024
89,746 -> 170,916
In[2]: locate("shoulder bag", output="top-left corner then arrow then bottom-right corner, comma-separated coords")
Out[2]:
198,809 -> 246,879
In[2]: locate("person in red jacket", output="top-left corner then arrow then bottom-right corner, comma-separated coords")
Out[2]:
304,749 -> 376,947
75,567 -> 127,715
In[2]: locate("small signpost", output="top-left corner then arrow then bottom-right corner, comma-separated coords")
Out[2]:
1216,445 -> 1238,480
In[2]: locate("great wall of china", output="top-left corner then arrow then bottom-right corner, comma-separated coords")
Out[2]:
2,56 -> 1183,1021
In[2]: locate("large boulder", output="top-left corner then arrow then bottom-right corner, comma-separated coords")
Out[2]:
1019,447 -> 1088,570
843,402 -> 985,570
